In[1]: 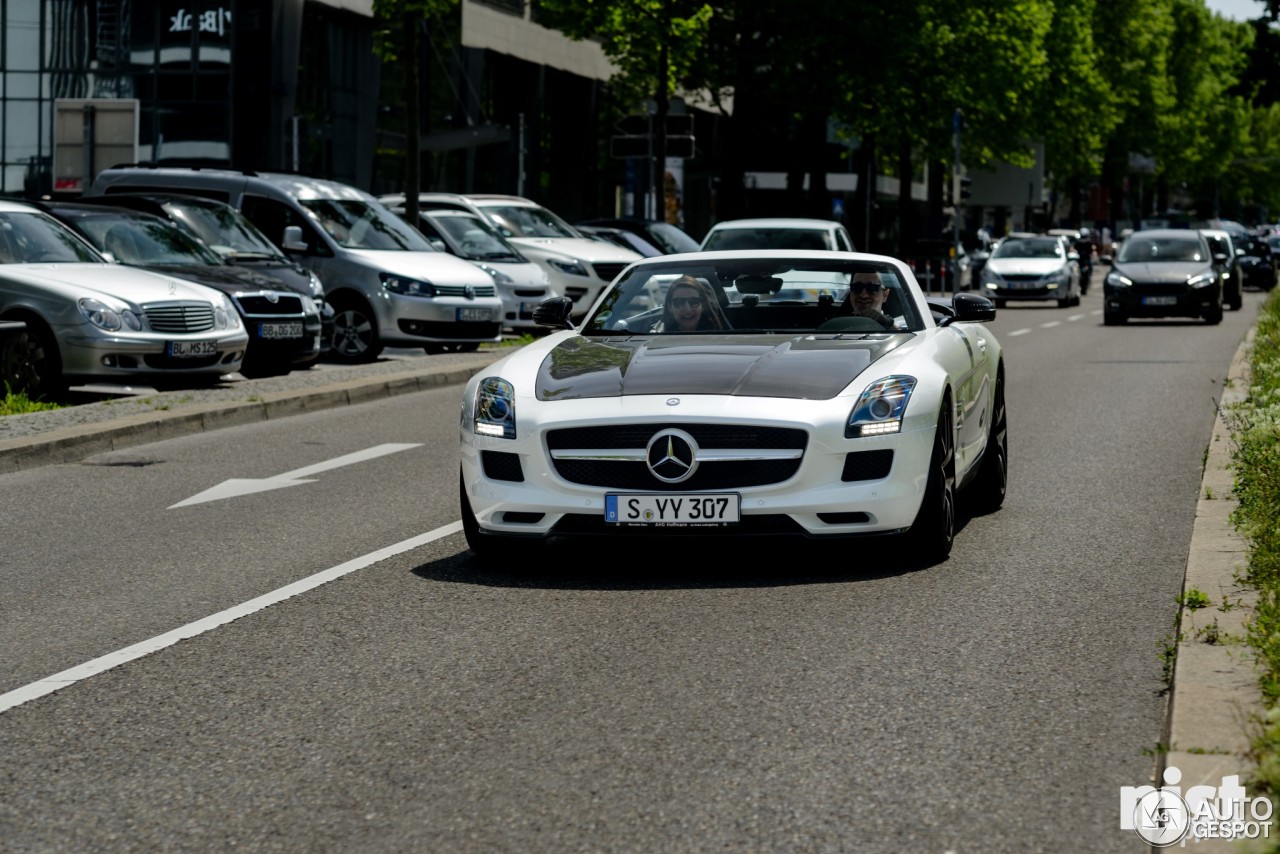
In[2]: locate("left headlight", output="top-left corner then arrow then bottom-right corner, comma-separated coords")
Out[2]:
306,271 -> 325,299
476,264 -> 514,286
1187,272 -> 1217,288
846,376 -> 917,438
214,294 -> 243,330
474,377 -> 516,439
78,298 -> 141,332
381,272 -> 437,296
548,257 -> 589,278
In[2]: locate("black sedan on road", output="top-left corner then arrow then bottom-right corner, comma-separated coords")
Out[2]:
1104,229 -> 1223,325
42,202 -> 323,377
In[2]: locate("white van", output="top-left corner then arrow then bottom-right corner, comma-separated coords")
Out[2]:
88,167 -> 504,360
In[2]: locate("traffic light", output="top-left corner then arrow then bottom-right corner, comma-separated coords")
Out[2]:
959,175 -> 973,203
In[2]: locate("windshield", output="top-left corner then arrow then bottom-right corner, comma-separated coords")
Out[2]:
165,199 -> 286,260
1117,236 -> 1206,263
300,199 -> 435,250
73,213 -> 226,266
702,228 -> 830,251
991,238 -> 1063,259
428,212 -> 523,262
647,222 -> 701,254
481,204 -> 579,239
583,258 -> 925,335
0,211 -> 103,263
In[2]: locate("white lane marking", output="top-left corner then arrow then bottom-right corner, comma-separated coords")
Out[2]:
1008,328 -> 1031,337
1040,321 -> 1062,329
1067,314 -> 1085,321
0,521 -> 462,715
1091,309 -> 1103,315
170,443 -> 423,508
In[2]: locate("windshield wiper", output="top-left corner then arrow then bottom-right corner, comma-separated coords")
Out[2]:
226,252 -> 280,261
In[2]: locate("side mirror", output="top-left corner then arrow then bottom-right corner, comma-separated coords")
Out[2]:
533,296 -> 576,330
951,292 -> 996,324
428,238 -> 448,252
282,226 -> 308,253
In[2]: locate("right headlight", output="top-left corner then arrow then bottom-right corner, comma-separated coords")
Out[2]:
846,376 -> 917,438
214,294 -> 243,330
473,377 -> 516,439
78,297 -> 141,332
1187,272 -> 1217,288
1105,272 -> 1133,287
547,258 -> 589,278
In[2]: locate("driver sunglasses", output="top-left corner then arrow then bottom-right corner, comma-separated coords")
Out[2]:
670,296 -> 704,308
849,282 -> 884,294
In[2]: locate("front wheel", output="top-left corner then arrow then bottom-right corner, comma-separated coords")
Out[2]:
970,370 -> 1007,514
1103,311 -> 1127,326
906,400 -> 956,562
1204,303 -> 1224,325
2,321 -> 66,401
328,296 -> 383,363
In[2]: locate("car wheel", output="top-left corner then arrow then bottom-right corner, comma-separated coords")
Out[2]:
970,368 -> 1007,514
329,296 -> 383,363
907,399 -> 955,562
1103,311 -> 1127,326
425,342 -> 481,355
2,320 -> 66,401
1229,289 -> 1243,311
1204,303 -> 1224,325
237,356 -> 292,379
993,299 -> 1006,309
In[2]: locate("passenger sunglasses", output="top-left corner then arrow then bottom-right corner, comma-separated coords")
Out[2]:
670,296 -> 704,308
849,282 -> 884,294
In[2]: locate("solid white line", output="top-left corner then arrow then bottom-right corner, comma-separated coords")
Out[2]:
1091,309 -> 1103,315
0,521 -> 463,715
1067,314 -> 1085,321
1040,321 -> 1062,328
1008,328 -> 1031,337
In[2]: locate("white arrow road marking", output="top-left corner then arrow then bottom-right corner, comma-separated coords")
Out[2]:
169,443 -> 423,508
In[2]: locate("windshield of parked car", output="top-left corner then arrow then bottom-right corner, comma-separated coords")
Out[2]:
70,213 -> 225,266
701,228 -> 830,251
583,258 -> 924,335
481,204 -> 579,240
299,199 -> 435,251
1117,236 -> 1207,263
427,212 -> 524,262
990,238 -> 1063,259
647,222 -> 702,254
0,212 -> 103,263
164,199 -> 288,261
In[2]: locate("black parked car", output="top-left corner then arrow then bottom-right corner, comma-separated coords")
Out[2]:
1237,232 -> 1277,292
70,192 -> 334,358
576,218 -> 701,255
41,202 -> 322,377
1104,229 -> 1223,325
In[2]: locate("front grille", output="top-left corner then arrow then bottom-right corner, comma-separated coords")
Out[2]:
592,262 -> 627,282
996,286 -> 1050,297
514,289 -> 548,298
236,293 -> 304,315
1132,283 -> 1192,297
482,451 -> 524,482
842,450 -> 894,481
143,302 -> 215,333
435,283 -> 497,298
564,286 -> 589,303
1000,274 -> 1041,282
547,423 -> 807,490
553,513 -> 808,537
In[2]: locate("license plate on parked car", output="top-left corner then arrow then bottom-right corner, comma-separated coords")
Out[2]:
457,307 -> 494,322
258,321 -> 304,339
167,340 -> 218,358
1142,296 -> 1178,306
605,493 -> 741,526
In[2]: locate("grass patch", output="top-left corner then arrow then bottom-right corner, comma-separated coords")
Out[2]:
0,386 -> 63,416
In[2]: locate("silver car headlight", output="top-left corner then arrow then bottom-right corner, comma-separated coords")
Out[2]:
381,272 -> 437,296
846,376 -> 917,438
477,264 -> 514,286
1187,272 -> 1216,288
78,298 -> 141,332
548,258 -> 590,278
300,295 -> 318,315
214,294 -> 242,330
474,377 -> 516,439
307,271 -> 325,299
1105,272 -> 1133,287
981,268 -> 1003,288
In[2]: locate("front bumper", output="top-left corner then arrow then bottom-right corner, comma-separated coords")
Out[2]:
1105,282 -> 1221,318
379,292 -> 505,345
60,327 -> 249,379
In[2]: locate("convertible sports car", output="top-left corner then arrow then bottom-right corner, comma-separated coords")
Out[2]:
459,251 -> 1007,562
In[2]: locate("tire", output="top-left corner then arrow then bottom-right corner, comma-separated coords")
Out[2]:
970,368 -> 1008,514
1229,289 -> 1243,311
993,299 -> 1007,309
328,295 -> 383,363
2,320 -> 66,401
1058,298 -> 1070,308
237,356 -> 293,379
906,399 -> 956,562
459,471 -> 501,559
425,342 -> 480,355
1103,311 -> 1127,326
1204,302 -> 1224,325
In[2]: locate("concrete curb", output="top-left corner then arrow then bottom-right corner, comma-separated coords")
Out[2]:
1161,326 -> 1264,850
0,359 -> 493,474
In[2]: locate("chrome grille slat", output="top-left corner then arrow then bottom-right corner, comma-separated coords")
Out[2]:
434,284 -> 497,297
142,301 -> 215,333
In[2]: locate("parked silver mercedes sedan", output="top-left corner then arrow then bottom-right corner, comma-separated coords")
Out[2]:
0,200 -> 249,399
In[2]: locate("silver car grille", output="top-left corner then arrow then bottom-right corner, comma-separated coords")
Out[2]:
434,283 -> 497,298
143,301 -> 216,333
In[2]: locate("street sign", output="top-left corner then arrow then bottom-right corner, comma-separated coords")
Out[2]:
609,135 -> 695,159
615,114 -> 694,137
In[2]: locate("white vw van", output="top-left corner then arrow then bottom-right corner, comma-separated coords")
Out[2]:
88,167 -> 504,360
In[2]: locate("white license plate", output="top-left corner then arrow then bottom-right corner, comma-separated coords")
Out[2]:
519,301 -> 540,314
1142,296 -> 1178,306
167,340 -> 218,358
605,493 -> 741,526
457,307 -> 494,321
258,321 -> 304,339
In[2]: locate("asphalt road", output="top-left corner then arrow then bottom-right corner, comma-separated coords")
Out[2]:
0,284 -> 1263,852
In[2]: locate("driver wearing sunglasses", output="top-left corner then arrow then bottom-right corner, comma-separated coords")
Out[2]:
653,275 -> 729,332
842,272 -> 898,330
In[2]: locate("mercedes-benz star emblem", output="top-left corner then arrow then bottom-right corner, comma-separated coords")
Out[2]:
646,428 -> 699,484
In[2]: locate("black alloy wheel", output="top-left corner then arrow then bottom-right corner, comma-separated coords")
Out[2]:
970,368 -> 1008,514
907,398 -> 956,562
2,321 -> 66,401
